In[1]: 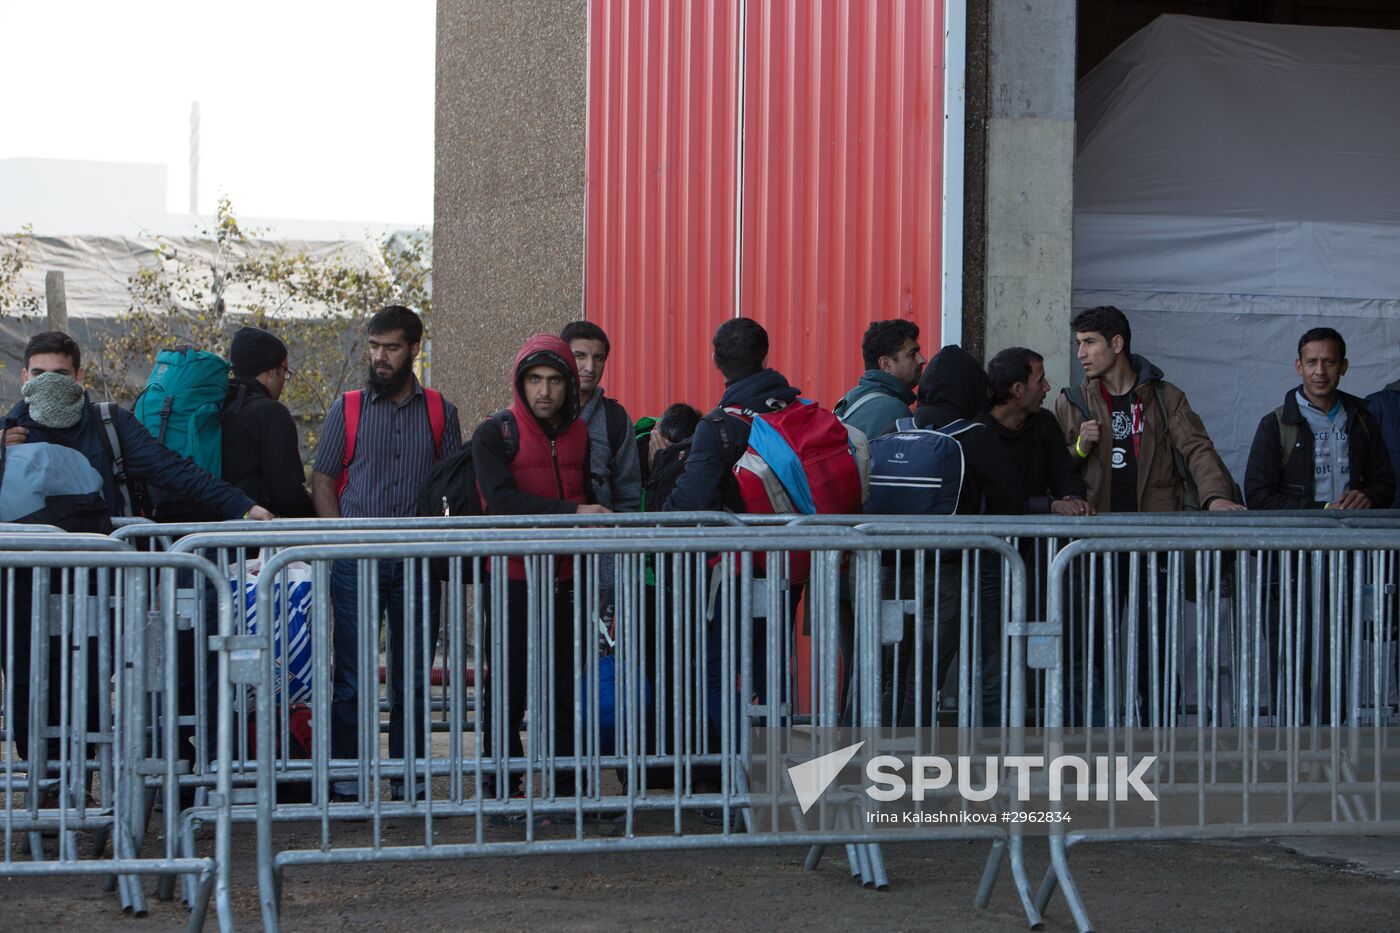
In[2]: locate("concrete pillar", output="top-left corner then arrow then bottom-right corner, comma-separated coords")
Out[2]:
432,0 -> 589,423
982,0 -> 1076,387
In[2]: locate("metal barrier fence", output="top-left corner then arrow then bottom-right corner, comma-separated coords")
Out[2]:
0,545 -> 234,933
231,529 -> 1044,932
1032,531 -> 1400,932
10,512 -> 1400,932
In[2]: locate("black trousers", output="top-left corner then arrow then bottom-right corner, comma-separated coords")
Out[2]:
481,577 -> 578,794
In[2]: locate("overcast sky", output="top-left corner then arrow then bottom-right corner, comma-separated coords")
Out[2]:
0,0 -> 435,225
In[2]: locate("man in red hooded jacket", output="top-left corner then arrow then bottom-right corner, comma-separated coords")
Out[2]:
472,335 -> 609,797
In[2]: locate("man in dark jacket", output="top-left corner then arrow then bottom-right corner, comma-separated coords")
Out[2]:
641,403 -> 701,511
879,345 -> 1024,727
472,334 -> 608,797
663,318 -> 801,757
4,332 -> 267,522
1243,328 -> 1394,724
1246,327 -> 1395,511
897,344 -> 1025,515
1365,376 -> 1400,509
2,332 -> 269,780
981,347 -> 1090,516
221,327 -> 315,517
663,318 -> 801,513
835,319 -> 924,441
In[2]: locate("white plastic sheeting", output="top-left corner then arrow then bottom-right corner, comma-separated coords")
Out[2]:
1073,15 -> 1400,481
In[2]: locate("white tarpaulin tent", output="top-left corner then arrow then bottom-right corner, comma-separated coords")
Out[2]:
1073,14 -> 1400,482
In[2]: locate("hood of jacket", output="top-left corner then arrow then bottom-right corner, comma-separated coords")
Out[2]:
718,368 -> 801,413
846,370 -> 916,407
512,334 -> 581,432
915,345 -> 988,424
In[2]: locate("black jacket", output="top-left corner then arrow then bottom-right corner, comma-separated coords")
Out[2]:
1244,386 -> 1395,510
644,439 -> 691,512
221,378 -> 315,517
978,408 -> 1085,513
663,368 -> 801,512
895,346 -> 1025,515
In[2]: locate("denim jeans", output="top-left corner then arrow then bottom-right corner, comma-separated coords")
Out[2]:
330,559 -> 441,770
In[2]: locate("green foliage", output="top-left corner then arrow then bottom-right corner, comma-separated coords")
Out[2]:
0,226 -> 43,320
93,197 -> 433,459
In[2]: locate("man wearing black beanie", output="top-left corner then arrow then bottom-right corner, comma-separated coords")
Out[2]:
224,326 -> 315,517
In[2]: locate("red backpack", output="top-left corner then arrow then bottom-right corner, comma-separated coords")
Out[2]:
707,399 -> 869,582
337,388 -> 446,498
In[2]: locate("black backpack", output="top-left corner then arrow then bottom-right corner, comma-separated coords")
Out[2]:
416,410 -> 518,519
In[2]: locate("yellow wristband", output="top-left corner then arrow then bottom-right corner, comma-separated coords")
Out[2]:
1074,436 -> 1087,458
1322,502 -> 1330,510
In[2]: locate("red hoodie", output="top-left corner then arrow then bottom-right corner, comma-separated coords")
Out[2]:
472,334 -> 590,579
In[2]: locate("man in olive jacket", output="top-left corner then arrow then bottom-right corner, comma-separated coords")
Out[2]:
1052,306 -> 1243,515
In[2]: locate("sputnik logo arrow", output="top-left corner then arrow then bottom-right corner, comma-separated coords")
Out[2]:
787,741 -> 865,814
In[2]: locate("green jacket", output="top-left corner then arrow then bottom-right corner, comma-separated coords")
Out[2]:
834,371 -> 916,441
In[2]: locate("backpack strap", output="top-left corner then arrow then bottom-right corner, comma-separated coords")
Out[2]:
705,407 -> 744,468
1275,405 -> 1299,469
934,417 -> 981,438
338,390 -> 363,497
156,396 -> 175,445
893,416 -> 919,433
602,398 -> 630,456
836,391 -> 884,424
424,387 -> 446,461
95,402 -> 135,517
490,410 -> 519,461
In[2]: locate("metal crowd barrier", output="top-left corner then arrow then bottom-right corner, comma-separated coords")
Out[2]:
225,528 -> 1045,932
0,546 -> 235,933
27,510 -> 1393,932
1032,530 -> 1400,932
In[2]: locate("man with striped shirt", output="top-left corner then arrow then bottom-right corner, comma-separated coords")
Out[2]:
312,305 -> 463,800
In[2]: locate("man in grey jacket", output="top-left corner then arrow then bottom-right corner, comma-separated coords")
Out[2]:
561,321 -> 641,512
834,319 -> 924,440
561,321 -> 641,621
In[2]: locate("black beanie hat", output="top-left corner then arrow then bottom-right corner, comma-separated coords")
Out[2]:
230,326 -> 288,378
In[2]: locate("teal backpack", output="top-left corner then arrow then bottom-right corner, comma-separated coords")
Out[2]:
133,347 -> 230,477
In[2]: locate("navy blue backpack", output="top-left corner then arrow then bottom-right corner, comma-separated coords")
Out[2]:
864,417 -> 978,516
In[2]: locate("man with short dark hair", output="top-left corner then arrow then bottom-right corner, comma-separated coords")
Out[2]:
1054,305 -> 1242,514
5,331 -> 269,521
835,319 -> 924,440
982,347 -> 1090,516
3,330 -> 270,776
311,306 -> 463,800
663,317 -> 799,513
223,326 -> 314,517
559,321 -> 641,514
1053,306 -> 1241,725
1243,328 -> 1393,725
1244,327 -> 1393,510
560,320 -> 640,622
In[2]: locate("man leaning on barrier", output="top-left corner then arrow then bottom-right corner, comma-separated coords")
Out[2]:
1053,306 -> 1243,724
472,334 -> 608,799
311,306 -> 464,801
1,331 -> 271,775
1243,327 -> 1394,724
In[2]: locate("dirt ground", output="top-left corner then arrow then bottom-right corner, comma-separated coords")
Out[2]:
4,815 -> 1397,932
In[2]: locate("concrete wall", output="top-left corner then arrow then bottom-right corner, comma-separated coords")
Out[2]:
982,0 -> 1076,388
433,0 -> 588,424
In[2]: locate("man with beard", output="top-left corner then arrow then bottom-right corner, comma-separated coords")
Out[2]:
311,305 -> 463,800
472,335 -> 609,800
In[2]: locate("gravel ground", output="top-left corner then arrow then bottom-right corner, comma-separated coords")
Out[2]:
4,815 -> 1397,931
